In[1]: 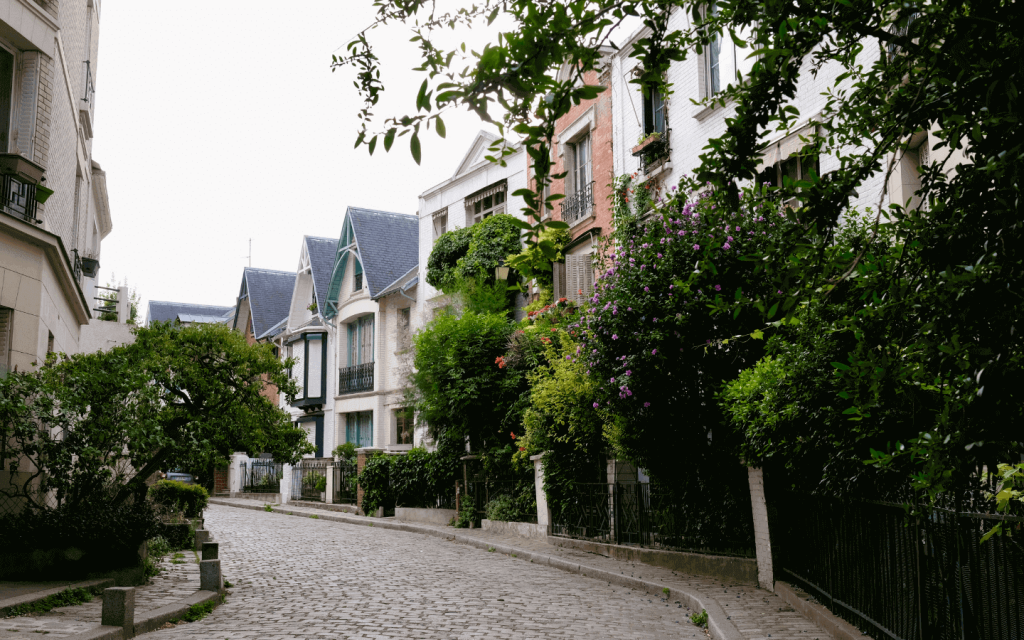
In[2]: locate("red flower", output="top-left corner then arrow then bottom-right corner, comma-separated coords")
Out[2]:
558,297 -> 568,303
551,328 -> 557,333
495,356 -> 507,369
510,432 -> 516,440
519,447 -> 526,453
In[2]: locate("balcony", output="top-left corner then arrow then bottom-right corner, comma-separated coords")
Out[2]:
339,362 -> 374,395
0,174 -> 39,224
560,181 -> 594,228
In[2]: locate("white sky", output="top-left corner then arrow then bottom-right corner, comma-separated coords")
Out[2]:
91,1 -> 510,313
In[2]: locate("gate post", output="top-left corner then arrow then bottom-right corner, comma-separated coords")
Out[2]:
747,466 -> 775,590
530,454 -> 551,529
227,453 -> 246,495
279,463 -> 291,504
325,461 -> 335,504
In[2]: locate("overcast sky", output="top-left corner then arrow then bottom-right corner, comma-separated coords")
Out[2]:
91,2 -> 511,314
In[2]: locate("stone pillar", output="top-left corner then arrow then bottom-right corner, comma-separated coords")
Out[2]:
355,447 -> 383,515
530,453 -> 552,529
101,587 -> 135,637
194,529 -> 212,552
227,453 -> 246,495
199,559 -> 223,592
325,461 -> 334,504
748,466 -> 775,590
278,462 -> 290,504
201,542 -> 219,561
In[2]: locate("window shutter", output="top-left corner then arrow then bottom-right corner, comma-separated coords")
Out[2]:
564,255 -> 577,304
0,308 -> 11,374
346,413 -> 355,444
552,262 -> 565,300
307,335 -> 323,399
581,254 -> 594,301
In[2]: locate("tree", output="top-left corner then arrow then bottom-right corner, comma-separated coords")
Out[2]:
337,0 -> 1022,497
0,321 -> 312,511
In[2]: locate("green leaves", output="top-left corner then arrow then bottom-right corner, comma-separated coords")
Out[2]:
410,132 -> 421,165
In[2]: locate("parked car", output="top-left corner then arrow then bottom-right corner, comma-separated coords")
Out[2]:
165,471 -> 194,484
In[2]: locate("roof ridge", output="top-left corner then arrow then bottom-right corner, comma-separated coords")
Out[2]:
244,267 -> 296,275
349,207 -> 416,219
150,301 -> 232,308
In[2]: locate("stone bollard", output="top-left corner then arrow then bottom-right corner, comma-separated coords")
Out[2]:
101,587 -> 135,637
200,559 -> 223,592
201,541 -> 219,561
194,528 -> 212,552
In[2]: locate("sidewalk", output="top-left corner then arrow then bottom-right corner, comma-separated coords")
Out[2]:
0,550 -> 200,639
212,497 -> 831,640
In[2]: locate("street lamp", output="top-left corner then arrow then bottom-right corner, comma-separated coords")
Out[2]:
495,264 -> 509,281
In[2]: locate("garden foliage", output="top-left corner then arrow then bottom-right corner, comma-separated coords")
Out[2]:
148,480 -> 210,519
426,214 -> 522,296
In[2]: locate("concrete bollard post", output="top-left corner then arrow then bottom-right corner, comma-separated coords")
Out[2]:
101,587 -> 135,637
201,541 -> 219,561
748,466 -> 776,590
194,528 -> 212,552
199,559 -> 223,592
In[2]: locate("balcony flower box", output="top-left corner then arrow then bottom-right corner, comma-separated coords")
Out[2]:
34,184 -> 54,203
631,133 -> 663,157
0,153 -> 45,184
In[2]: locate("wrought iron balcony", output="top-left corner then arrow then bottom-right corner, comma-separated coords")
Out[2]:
0,174 -> 39,224
560,181 -> 594,228
339,362 -> 374,395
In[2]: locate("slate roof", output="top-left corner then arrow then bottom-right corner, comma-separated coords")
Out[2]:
348,207 -> 419,298
305,236 -> 339,313
147,301 -> 234,326
238,267 -> 296,340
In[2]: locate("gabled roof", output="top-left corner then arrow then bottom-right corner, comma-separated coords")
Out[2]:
147,301 -> 234,326
452,131 -> 501,178
324,207 -> 418,317
234,267 -> 296,340
305,236 -> 339,313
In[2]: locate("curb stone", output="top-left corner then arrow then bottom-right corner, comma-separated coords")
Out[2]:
61,589 -> 222,640
211,498 -> 745,640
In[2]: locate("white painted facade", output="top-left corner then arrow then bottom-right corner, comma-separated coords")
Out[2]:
0,0 -> 118,372
610,10 -> 896,216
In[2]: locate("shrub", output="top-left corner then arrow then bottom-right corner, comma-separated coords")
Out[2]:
426,214 -> 522,296
149,480 -> 209,518
358,454 -> 394,516
426,225 -> 473,291
454,496 -> 476,528
484,495 -> 519,522
332,442 -> 357,460
147,536 -> 171,559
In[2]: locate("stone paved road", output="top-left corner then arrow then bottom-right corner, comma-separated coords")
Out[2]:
146,505 -> 707,640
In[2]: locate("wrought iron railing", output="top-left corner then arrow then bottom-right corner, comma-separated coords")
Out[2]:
1,174 -> 39,224
560,181 -> 594,228
463,480 -> 536,523
291,458 -> 331,502
240,459 -> 283,493
551,482 -> 755,556
338,362 -> 374,394
332,458 -> 358,505
776,490 -> 1024,640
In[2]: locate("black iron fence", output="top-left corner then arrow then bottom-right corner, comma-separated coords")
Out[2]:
1,174 -> 39,224
775,491 -> 1024,640
560,181 -> 594,228
240,459 -> 282,493
332,458 -> 358,505
463,480 -> 537,524
338,362 -> 374,394
551,482 -> 755,557
291,459 -> 330,502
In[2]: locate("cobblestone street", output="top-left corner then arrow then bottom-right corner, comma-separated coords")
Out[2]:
147,505 -> 705,639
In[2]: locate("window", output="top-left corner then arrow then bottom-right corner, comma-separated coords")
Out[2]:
345,411 -> 373,448
395,408 -> 414,445
569,134 -> 592,195
353,259 -> 363,292
348,315 -> 374,366
289,332 -> 327,406
398,307 -> 411,350
643,87 -> 666,136
703,1 -> 756,99
432,208 -> 448,239
757,150 -> 820,208
297,416 -> 325,458
47,331 -> 53,354
0,307 -> 12,376
466,182 -> 507,226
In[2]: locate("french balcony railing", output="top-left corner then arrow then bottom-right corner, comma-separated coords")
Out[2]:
560,181 -> 594,228
339,362 -> 374,395
1,174 -> 39,224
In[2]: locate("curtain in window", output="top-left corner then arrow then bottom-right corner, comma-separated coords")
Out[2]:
345,411 -> 373,448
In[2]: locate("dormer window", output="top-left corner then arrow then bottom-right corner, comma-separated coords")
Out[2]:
289,332 -> 327,407
354,259 -> 363,292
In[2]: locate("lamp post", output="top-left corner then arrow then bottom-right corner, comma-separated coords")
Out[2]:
494,264 -> 510,281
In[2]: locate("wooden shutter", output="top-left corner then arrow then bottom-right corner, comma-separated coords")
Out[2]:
0,308 -> 11,374
581,253 -> 594,301
346,413 -> 355,444
360,316 -> 374,364
564,254 -> 578,304
552,262 -> 565,300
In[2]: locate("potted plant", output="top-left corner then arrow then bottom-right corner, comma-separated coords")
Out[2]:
314,474 -> 327,501
631,132 -> 662,156
35,184 -> 54,204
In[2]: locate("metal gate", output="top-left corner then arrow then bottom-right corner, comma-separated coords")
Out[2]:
291,459 -> 330,502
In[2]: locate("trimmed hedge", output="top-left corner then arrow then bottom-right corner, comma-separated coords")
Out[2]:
149,480 -> 209,518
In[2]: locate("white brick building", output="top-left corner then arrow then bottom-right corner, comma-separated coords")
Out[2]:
0,0 -> 120,373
